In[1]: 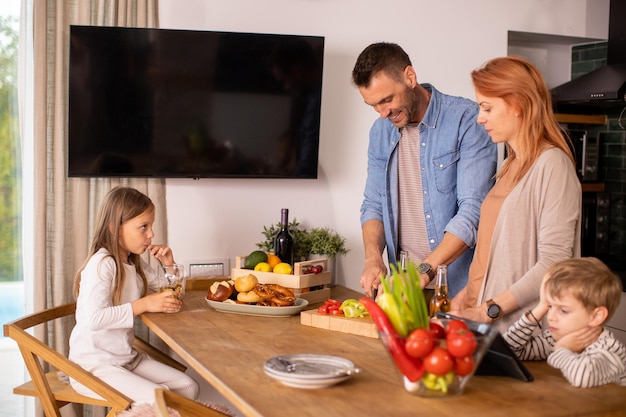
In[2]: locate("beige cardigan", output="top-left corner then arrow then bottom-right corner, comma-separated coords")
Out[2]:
477,147 -> 582,332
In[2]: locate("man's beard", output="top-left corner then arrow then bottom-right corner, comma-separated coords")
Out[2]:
395,86 -> 419,127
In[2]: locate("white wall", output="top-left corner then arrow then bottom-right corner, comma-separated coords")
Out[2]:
160,0 -> 608,292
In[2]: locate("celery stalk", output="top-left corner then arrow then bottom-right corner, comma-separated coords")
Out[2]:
378,261 -> 429,337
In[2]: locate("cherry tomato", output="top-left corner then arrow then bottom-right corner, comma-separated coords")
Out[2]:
445,319 -> 469,334
429,322 -> 446,339
446,329 -> 478,358
405,328 -> 435,358
317,299 -> 342,314
423,347 -> 454,376
454,355 -> 475,376
318,302 -> 330,313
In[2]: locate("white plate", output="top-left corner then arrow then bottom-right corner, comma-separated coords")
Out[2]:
264,354 -> 358,389
265,372 -> 352,389
263,354 -> 360,389
205,297 -> 309,317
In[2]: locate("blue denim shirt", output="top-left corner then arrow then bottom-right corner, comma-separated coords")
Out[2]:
360,84 -> 497,296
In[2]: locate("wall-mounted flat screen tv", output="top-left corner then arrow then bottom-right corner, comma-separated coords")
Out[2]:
68,25 -> 325,179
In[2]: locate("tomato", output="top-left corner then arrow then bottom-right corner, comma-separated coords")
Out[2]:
445,319 -> 469,334
429,322 -> 446,339
312,265 -> 323,274
446,329 -> 478,358
423,347 -> 454,376
318,299 -> 342,315
405,328 -> 435,358
454,355 -> 475,377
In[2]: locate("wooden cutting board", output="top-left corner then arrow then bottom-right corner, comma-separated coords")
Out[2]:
300,309 -> 378,338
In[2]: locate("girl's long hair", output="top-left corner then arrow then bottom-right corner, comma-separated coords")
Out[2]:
73,186 -> 154,305
471,56 -> 574,183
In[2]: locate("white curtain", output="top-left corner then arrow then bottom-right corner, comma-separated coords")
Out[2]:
30,0 -> 164,415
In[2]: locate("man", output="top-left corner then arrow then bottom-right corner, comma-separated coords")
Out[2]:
352,42 -> 497,298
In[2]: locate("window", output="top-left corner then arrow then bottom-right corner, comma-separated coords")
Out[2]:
0,1 -> 25,416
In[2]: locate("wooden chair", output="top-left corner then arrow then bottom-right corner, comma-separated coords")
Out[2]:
4,302 -> 187,417
154,388 -> 232,417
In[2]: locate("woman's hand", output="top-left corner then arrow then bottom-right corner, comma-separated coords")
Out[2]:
448,305 -> 490,323
451,288 -> 467,311
148,244 -> 175,266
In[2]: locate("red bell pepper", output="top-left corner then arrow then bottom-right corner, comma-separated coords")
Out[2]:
360,297 -> 425,382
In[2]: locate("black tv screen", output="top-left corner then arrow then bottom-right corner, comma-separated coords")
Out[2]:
68,25 -> 324,178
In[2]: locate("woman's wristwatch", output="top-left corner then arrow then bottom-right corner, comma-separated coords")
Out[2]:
486,299 -> 502,321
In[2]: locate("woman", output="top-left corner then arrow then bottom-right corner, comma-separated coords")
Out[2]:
451,56 -> 581,332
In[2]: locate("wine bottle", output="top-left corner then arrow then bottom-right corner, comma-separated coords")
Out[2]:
429,264 -> 451,318
274,208 -> 294,266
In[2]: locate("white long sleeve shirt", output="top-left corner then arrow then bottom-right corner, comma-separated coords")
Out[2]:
504,313 -> 626,388
69,248 -> 159,367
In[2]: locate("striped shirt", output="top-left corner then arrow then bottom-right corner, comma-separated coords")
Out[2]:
504,313 -> 626,388
398,124 -> 431,269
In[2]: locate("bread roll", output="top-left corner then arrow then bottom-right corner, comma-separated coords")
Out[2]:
207,280 -> 234,302
235,274 -> 258,292
237,290 -> 264,303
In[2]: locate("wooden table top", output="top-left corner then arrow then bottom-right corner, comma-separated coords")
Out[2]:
141,285 -> 626,417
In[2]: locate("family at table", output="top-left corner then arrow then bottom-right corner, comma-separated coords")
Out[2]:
354,42 -> 625,389
66,41 -> 625,410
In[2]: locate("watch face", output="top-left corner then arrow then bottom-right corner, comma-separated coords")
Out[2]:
487,303 -> 501,319
419,263 -> 431,274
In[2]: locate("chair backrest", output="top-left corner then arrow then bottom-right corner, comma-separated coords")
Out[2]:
3,302 -> 132,417
153,388 -> 233,417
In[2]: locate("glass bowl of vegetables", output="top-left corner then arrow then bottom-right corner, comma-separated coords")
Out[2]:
360,261 -> 498,398
377,317 -> 497,397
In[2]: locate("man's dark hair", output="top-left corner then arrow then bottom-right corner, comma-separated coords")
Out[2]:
351,42 -> 412,87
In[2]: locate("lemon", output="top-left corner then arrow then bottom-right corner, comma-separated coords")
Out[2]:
273,262 -> 293,274
254,262 -> 271,272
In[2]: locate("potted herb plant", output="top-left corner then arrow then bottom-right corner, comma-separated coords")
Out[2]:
306,227 -> 349,259
306,227 -> 349,286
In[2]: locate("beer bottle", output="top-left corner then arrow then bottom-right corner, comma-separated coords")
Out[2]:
429,265 -> 451,318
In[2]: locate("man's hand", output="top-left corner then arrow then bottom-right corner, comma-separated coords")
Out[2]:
360,257 -> 387,297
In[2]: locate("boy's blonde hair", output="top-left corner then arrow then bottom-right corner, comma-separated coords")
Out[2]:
545,257 -> 622,323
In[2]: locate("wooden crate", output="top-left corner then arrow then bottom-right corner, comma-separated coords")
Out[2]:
295,287 -> 331,304
300,309 -> 379,338
231,256 -> 331,289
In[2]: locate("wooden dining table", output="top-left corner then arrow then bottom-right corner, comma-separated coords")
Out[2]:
141,282 -> 626,417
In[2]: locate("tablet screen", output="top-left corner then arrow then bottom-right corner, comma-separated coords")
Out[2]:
436,312 -> 534,382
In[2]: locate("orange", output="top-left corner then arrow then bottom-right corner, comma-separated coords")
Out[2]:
267,254 -> 281,270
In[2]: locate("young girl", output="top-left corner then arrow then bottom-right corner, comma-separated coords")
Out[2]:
69,186 -> 199,403
504,257 -> 626,388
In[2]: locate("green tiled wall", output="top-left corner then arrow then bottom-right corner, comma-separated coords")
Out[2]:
569,42 -> 626,258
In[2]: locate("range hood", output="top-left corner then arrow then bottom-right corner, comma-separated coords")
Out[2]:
552,0 -> 626,105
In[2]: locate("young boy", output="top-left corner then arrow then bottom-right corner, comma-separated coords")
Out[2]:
504,257 -> 626,388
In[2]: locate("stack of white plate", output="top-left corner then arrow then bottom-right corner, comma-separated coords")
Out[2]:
264,354 -> 360,389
